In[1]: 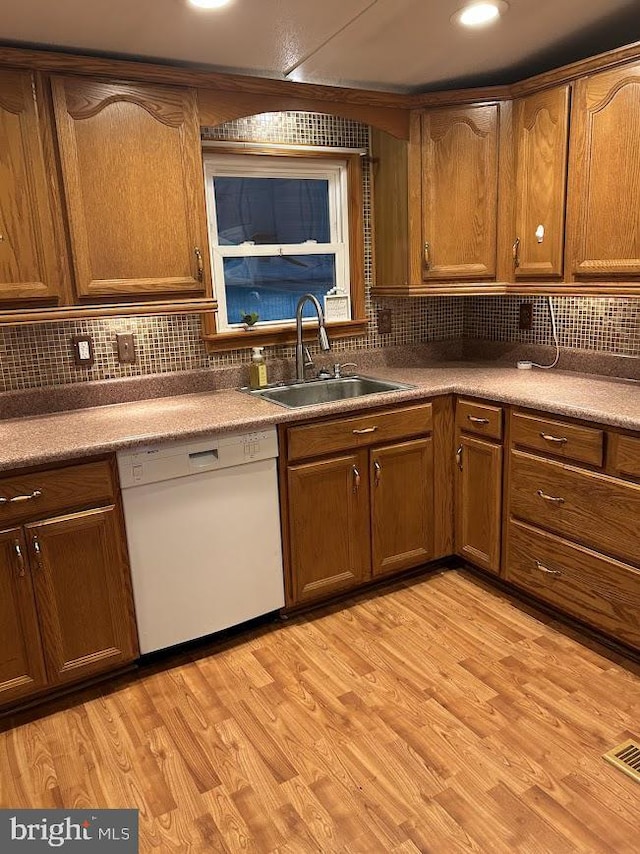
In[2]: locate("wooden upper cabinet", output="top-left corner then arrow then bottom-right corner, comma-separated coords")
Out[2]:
421,104 -> 499,281
0,69 -> 68,305
51,77 -> 211,300
567,62 -> 640,279
513,86 -> 570,279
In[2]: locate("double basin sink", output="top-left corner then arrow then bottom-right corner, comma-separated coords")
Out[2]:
243,375 -> 414,409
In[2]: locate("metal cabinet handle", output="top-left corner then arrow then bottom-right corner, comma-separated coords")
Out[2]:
536,489 -> 565,504
352,466 -> 361,494
32,536 -> 43,569
14,540 -> 26,577
512,237 -> 520,268
194,247 -> 204,282
374,460 -> 381,487
424,242 -> 431,270
467,415 -> 490,425
535,559 -> 562,577
353,427 -> 377,435
456,445 -> 463,471
0,489 -> 42,506
540,432 -> 568,445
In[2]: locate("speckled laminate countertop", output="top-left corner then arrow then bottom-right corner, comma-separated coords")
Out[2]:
1,364 -> 638,472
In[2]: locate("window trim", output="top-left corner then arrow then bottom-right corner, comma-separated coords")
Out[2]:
201,145 -> 365,349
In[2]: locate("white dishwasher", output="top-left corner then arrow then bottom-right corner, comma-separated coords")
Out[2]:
117,428 -> 284,654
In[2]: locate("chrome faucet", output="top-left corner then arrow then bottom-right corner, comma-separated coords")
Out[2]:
295,294 -> 331,381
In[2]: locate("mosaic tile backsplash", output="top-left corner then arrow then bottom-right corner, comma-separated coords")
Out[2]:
1,110 -> 639,394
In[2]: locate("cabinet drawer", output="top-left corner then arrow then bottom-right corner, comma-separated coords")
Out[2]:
0,460 -> 115,527
456,400 -> 502,440
509,450 -> 640,565
609,433 -> 640,480
507,519 -> 640,650
511,411 -> 603,466
287,403 -> 433,462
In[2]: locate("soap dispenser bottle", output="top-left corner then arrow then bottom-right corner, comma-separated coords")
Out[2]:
249,347 -> 268,389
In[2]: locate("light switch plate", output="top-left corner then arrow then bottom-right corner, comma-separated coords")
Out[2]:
116,333 -> 136,364
377,309 -> 392,335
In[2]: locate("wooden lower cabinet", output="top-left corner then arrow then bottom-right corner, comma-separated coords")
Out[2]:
0,529 -> 48,705
26,506 -> 137,686
287,451 -> 371,603
371,438 -> 434,577
283,403 -> 439,607
0,459 -> 138,710
455,433 -> 503,574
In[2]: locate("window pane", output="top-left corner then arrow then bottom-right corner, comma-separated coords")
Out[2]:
214,177 -> 330,245
223,254 -> 336,323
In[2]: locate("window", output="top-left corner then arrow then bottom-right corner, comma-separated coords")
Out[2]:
203,149 -> 362,336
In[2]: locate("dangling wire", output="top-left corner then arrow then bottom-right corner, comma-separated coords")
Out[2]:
530,296 -> 560,369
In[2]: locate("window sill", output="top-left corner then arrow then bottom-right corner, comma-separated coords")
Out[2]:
202,319 -> 369,353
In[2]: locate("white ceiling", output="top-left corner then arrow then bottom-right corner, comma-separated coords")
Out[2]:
2,0 -> 639,92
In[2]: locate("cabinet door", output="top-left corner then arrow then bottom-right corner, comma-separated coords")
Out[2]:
455,434 -> 503,574
0,528 -> 47,705
567,63 -> 640,278
422,104 -> 498,281
513,86 -> 569,279
287,451 -> 370,604
26,506 -> 138,686
52,77 -> 211,300
371,438 -> 434,578
0,70 -> 66,304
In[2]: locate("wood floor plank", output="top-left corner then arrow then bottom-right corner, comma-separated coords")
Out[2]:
1,568 -> 638,853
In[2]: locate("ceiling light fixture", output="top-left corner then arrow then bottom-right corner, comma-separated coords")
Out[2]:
454,1 -> 508,28
187,0 -> 232,10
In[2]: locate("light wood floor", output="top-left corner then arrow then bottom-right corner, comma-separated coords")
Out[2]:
1,569 -> 639,853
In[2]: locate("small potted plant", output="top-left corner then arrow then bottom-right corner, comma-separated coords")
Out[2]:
240,310 -> 260,330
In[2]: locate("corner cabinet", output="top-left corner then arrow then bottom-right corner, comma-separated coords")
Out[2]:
512,86 -> 570,280
51,77 -> 212,301
566,62 -> 640,281
0,459 -> 138,709
421,104 -> 499,282
0,69 -> 69,307
279,399 -> 453,607
371,103 -> 507,295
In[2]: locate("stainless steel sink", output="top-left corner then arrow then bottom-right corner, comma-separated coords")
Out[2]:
242,376 -> 415,408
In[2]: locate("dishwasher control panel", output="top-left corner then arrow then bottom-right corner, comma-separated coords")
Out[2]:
117,428 -> 278,488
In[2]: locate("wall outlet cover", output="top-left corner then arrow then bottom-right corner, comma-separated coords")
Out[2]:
377,309 -> 392,335
71,334 -> 95,367
519,302 -> 534,331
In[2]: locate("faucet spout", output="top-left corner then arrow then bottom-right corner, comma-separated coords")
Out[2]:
295,294 -> 331,382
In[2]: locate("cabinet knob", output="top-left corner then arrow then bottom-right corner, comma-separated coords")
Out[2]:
32,536 -> 44,570
194,246 -> 204,282
456,445 -> 463,470
352,466 -> 361,494
536,489 -> 565,505
534,559 -> 562,577
424,242 -> 431,270
374,460 -> 381,486
467,415 -> 490,425
539,432 -> 568,445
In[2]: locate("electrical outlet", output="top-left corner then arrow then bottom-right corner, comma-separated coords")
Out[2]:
116,333 -> 136,364
71,335 -> 95,367
377,309 -> 392,335
519,302 -> 533,331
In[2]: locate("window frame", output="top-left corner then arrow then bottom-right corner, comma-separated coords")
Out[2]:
201,144 -> 366,350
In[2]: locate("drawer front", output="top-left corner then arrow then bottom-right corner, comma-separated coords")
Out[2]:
507,519 -> 640,650
287,402 -> 433,462
0,460 -> 115,527
456,399 -> 503,440
511,411 -> 603,467
609,433 -> 640,480
509,450 -> 640,565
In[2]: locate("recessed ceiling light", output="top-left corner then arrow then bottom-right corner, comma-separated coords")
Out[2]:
187,0 -> 232,10
454,1 -> 508,28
